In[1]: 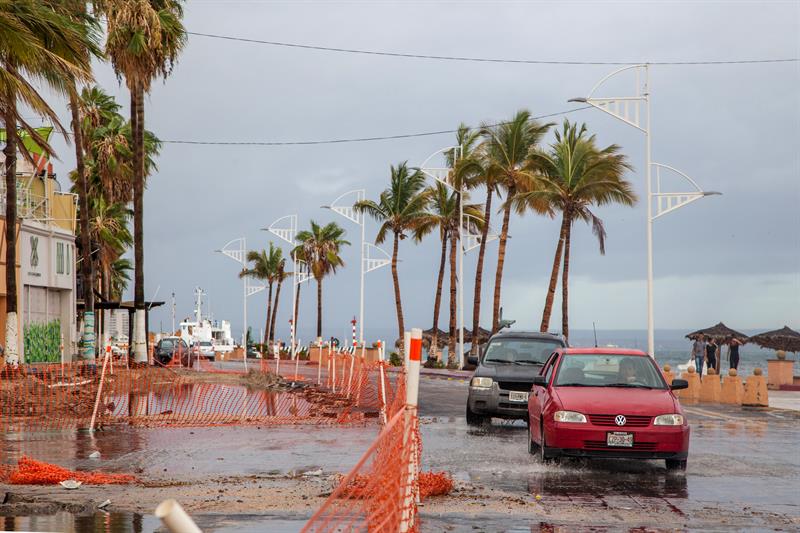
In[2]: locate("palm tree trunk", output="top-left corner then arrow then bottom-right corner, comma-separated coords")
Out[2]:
492,186 -> 515,332
132,85 -> 147,361
270,279 -> 282,342
470,187 -> 493,355
69,83 -> 96,360
264,282 -> 273,345
447,232 -> 457,368
391,231 -> 404,346
316,277 -> 323,339
561,215 -> 573,343
540,214 -> 569,332
430,233 -> 448,360
3,92 -> 20,364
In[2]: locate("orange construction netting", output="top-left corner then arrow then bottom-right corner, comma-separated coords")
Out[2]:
302,370 -> 424,532
0,351 -> 396,431
0,456 -> 137,485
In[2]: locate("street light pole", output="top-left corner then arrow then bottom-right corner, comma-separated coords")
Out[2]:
570,64 -> 720,357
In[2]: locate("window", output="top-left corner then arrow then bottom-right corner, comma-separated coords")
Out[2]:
482,338 -> 563,365
554,354 -> 667,389
66,245 -> 70,275
56,242 -> 64,274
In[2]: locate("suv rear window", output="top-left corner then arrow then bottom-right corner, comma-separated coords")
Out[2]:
483,338 -> 562,365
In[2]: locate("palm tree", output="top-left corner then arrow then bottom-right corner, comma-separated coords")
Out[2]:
355,163 -> 429,345
59,1 -> 102,360
517,121 -> 636,341
294,221 -> 350,339
480,110 -> 553,332
240,245 -> 283,344
101,0 -> 186,361
269,257 -> 288,343
109,257 -> 132,301
1,0 -> 93,363
414,181 -> 483,366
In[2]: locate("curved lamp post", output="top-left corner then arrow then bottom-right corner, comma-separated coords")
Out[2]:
324,189 -> 390,352
419,146 -> 495,369
570,64 -> 720,357
216,237 -> 266,372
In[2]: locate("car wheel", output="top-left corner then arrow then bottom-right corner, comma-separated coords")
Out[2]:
665,459 -> 687,472
528,423 -> 539,455
466,404 -> 488,427
539,423 -> 557,464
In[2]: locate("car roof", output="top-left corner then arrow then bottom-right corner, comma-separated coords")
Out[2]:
490,330 -> 565,342
560,347 -> 649,356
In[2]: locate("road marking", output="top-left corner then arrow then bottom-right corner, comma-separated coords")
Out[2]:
683,406 -> 744,421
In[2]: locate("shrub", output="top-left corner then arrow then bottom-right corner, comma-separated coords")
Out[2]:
389,351 -> 403,367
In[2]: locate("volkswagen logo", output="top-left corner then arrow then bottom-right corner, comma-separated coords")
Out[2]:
615,415 -> 627,426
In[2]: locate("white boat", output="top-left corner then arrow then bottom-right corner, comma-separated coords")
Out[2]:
179,288 -> 235,353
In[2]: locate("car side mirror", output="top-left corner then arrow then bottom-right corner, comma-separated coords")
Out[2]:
467,355 -> 478,367
532,375 -> 547,387
670,379 -> 689,391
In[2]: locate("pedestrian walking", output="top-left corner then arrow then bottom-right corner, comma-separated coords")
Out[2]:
692,335 -> 707,378
706,338 -> 718,374
729,337 -> 742,370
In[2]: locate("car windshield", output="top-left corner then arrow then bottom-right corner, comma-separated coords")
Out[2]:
554,354 -> 666,389
160,339 -> 174,349
200,341 -> 212,346
482,338 -> 561,365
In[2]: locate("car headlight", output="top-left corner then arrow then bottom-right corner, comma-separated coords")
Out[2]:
554,411 -> 587,423
654,414 -> 684,426
470,377 -> 493,388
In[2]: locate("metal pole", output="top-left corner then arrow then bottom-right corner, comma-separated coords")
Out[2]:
359,217 -> 366,346
645,64 -> 655,358
242,274 -> 248,372
291,252 -> 297,361
458,180 -> 465,369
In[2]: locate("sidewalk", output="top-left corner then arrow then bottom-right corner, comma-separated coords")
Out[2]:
769,390 -> 800,411
386,365 -> 472,380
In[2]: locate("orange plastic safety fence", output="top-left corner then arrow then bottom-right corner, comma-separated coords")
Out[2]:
0,358 -> 394,432
1,456 -> 137,485
302,371 -> 424,533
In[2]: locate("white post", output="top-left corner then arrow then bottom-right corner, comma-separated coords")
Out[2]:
242,275 -> 248,373
331,344 -> 336,393
457,180 -> 465,369
317,340 -> 323,385
644,64 -> 655,358
400,328 -> 422,532
359,214 -> 366,347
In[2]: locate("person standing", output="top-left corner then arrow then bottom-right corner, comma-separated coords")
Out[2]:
692,335 -> 707,378
729,338 -> 741,371
706,338 -> 718,374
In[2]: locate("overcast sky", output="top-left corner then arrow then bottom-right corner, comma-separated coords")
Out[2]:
42,0 -> 799,342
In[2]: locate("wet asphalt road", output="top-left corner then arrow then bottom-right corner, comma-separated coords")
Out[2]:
416,373 -> 800,531
2,367 -> 798,531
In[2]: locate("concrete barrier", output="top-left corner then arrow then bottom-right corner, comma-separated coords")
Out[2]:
721,369 -> 744,405
662,364 -> 675,386
743,368 -> 769,407
678,366 -> 700,403
699,368 -> 721,403
767,357 -> 795,390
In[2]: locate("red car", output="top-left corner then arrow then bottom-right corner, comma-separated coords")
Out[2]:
528,347 -> 690,471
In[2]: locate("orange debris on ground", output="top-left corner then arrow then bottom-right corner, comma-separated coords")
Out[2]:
418,471 -> 454,498
2,456 -> 137,485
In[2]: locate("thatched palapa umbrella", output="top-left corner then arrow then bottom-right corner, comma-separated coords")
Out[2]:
422,327 -> 448,350
686,322 -> 749,343
686,322 -> 748,373
748,326 -> 800,353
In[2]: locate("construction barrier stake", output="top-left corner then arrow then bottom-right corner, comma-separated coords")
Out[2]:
403,331 -> 411,369
89,351 -> 111,433
400,328 -> 422,532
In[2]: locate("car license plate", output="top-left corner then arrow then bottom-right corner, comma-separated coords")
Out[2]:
607,432 -> 634,447
508,391 -> 528,402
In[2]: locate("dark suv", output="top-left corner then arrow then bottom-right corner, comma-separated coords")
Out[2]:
466,331 -> 566,425
154,337 -> 191,366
